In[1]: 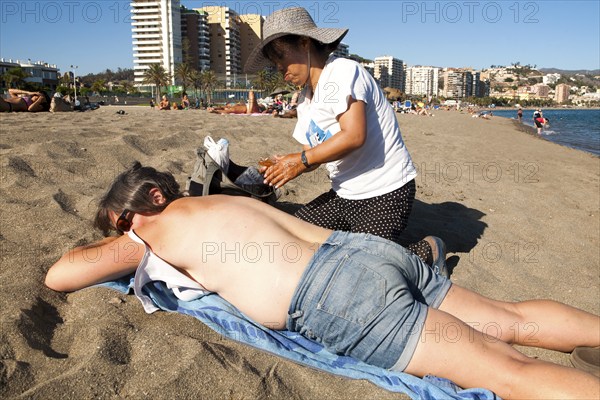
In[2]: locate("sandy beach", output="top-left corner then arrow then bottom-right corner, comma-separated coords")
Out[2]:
1,107 -> 598,399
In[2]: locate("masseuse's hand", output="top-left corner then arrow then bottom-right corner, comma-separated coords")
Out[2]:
261,153 -> 305,188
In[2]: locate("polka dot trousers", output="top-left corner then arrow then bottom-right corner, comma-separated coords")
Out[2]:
295,179 -> 433,265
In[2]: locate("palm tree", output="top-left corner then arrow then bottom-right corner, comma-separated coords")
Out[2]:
60,73 -> 73,87
190,69 -> 202,99
143,64 -> 170,103
175,63 -> 193,94
3,67 -> 29,89
120,80 -> 136,95
200,70 -> 219,105
252,70 -> 271,93
91,79 -> 106,95
251,70 -> 291,96
268,72 -> 289,94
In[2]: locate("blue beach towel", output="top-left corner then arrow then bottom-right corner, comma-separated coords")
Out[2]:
100,276 -> 498,400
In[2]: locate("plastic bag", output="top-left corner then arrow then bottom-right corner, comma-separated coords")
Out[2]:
204,136 -> 230,173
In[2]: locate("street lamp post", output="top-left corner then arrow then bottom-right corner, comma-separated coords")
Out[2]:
70,65 -> 78,102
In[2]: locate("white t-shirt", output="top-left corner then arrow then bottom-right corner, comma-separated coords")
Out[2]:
293,56 -> 417,200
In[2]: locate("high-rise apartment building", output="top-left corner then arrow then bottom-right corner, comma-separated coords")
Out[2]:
181,7 -> 210,71
332,43 -> 350,59
443,69 -> 482,98
555,83 -> 571,103
131,0 -> 182,86
238,13 -> 263,72
374,56 -> 405,92
406,66 -> 439,97
196,5 -> 242,87
443,70 -> 464,98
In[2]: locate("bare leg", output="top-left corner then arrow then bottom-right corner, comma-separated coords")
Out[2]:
246,91 -> 260,114
0,98 -> 26,112
440,285 -> 600,351
404,307 -> 600,399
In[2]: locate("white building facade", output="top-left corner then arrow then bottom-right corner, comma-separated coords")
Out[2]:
131,0 -> 183,86
405,66 -> 439,97
374,56 -> 405,92
0,58 -> 59,90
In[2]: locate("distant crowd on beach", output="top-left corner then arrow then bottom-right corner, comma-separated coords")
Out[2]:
147,89 -> 299,119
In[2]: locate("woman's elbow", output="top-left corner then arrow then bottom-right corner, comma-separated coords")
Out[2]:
348,133 -> 366,150
44,267 -> 66,292
44,259 -> 73,292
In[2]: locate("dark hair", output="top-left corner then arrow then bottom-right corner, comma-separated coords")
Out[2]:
39,91 -> 51,112
262,35 -> 337,64
94,161 -> 184,236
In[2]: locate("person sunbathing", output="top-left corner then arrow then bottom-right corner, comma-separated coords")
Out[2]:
208,91 -> 262,114
158,95 -> 171,110
0,88 -> 50,112
45,163 -> 600,399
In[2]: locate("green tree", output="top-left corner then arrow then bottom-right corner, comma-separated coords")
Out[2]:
120,80 -> 137,95
251,70 -> 291,96
200,70 -> 219,104
190,69 -> 202,98
91,80 -> 107,95
60,73 -> 73,87
252,70 -> 271,92
268,72 -> 288,94
142,64 -> 170,103
175,63 -> 194,94
2,67 -> 29,88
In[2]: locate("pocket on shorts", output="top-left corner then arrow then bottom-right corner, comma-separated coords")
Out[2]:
317,255 -> 386,326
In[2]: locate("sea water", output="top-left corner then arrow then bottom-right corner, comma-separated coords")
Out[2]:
491,109 -> 600,157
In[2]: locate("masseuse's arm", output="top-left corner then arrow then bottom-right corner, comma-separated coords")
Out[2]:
263,98 -> 367,188
45,235 -> 144,292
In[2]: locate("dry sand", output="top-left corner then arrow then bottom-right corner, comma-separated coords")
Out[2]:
1,106 -> 598,399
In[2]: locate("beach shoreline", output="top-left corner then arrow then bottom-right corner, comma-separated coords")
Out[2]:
1,108 -> 598,398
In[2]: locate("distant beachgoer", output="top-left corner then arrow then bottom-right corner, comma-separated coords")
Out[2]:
149,99 -> 155,110
517,108 -> 523,122
158,95 -> 170,110
276,90 -> 300,118
207,91 -> 262,114
0,89 -> 51,112
533,109 -> 544,134
181,93 -> 190,109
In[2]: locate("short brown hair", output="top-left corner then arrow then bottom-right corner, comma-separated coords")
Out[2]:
94,162 -> 183,236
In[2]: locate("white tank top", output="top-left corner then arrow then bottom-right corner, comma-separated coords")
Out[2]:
128,230 -> 210,313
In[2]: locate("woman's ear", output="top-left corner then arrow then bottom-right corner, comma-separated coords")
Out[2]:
149,187 -> 166,205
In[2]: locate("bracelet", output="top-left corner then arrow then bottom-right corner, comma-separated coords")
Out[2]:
301,150 -> 311,168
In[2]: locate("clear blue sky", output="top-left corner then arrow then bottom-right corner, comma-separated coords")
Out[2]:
1,0 -> 598,76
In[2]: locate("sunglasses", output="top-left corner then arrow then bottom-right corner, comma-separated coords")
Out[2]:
116,209 -> 135,234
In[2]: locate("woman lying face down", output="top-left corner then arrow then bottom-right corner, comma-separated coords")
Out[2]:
46,163 -> 600,399
0,89 -> 50,112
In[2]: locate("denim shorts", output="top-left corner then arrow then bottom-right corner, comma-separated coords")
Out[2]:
287,231 -> 452,370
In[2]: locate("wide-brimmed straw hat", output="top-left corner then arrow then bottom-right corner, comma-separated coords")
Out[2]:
244,7 -> 348,73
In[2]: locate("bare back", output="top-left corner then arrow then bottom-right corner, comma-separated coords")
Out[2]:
134,195 -> 333,328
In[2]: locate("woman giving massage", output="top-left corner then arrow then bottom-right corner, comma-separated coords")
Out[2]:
0,88 -> 50,112
46,163 -> 599,399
